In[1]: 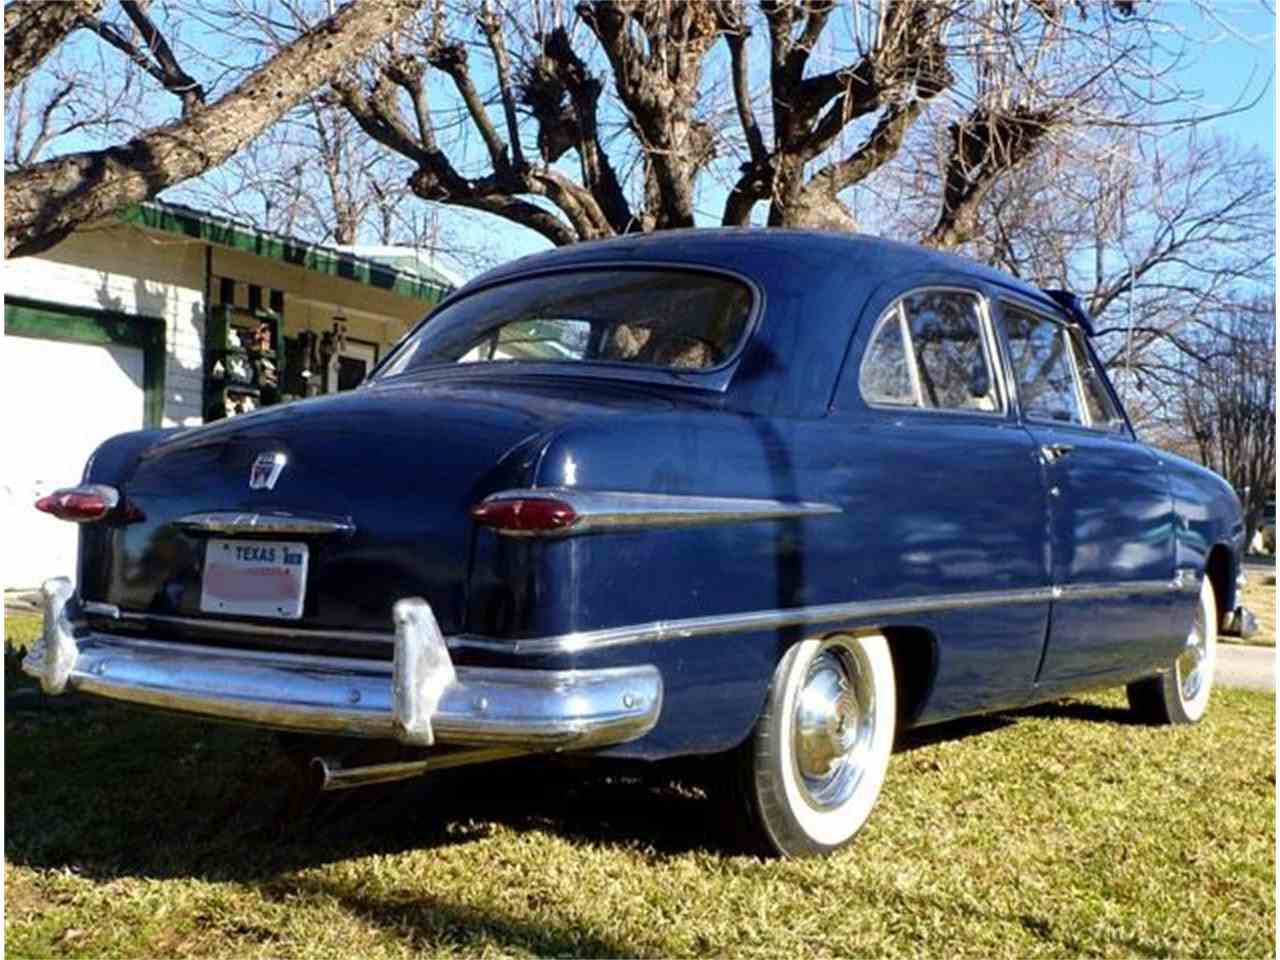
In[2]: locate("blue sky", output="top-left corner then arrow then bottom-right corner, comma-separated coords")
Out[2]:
1168,3 -> 1274,156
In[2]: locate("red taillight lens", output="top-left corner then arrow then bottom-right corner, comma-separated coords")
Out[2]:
471,496 -> 578,535
35,485 -> 119,522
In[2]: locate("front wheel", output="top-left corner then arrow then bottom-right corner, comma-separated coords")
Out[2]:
730,632 -> 896,858
1127,574 -> 1218,725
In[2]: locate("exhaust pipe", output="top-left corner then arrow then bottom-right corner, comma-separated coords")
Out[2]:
311,746 -> 528,791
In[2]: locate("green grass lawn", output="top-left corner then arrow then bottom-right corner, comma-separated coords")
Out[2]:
5,611 -> 1275,958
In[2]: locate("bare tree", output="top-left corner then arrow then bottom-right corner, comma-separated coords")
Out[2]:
1169,299 -> 1276,543
5,37 -> 145,170
319,0 -> 1248,250
4,0 -> 425,258
178,92 -> 415,245
916,128 -> 1275,400
152,0 -> 414,247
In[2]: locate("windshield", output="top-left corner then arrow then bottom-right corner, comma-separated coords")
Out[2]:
375,268 -> 754,380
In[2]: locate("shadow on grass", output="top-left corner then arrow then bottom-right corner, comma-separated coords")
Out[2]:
5,687 -> 732,883
6,686 -> 702,955
894,713 -> 1017,752
1010,697 -> 1145,726
6,683 -> 1146,888
269,876 -> 643,957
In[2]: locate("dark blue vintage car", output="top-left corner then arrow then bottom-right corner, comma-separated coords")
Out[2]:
27,230 -> 1254,857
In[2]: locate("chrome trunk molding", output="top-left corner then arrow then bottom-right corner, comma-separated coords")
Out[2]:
96,609 -> 394,645
174,511 -> 356,536
474,488 -> 841,537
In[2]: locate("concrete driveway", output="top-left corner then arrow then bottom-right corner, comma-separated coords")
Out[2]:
1217,643 -> 1275,693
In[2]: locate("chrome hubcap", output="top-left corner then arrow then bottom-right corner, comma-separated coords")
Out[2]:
792,640 -> 876,810
1177,601 -> 1208,702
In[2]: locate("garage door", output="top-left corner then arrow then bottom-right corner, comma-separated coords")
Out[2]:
3,300 -> 163,591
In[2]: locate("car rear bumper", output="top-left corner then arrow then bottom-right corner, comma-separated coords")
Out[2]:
22,578 -> 662,750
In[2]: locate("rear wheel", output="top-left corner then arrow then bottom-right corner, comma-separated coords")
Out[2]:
1127,575 -> 1217,725
730,632 -> 895,858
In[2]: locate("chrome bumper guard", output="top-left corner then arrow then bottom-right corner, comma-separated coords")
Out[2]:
22,578 -> 662,750
1223,605 -> 1259,640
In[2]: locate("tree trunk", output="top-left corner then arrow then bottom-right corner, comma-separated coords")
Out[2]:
5,0 -> 422,259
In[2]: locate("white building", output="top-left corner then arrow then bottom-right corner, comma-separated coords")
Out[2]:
2,201 -> 454,590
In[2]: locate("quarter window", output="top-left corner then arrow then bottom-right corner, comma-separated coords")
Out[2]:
1066,332 -> 1125,431
860,310 -> 915,405
859,289 -> 999,413
1002,304 -> 1083,424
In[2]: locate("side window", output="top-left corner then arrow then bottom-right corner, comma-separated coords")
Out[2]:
900,290 -> 998,412
1002,304 -> 1083,424
860,289 -> 1000,413
1066,332 -> 1125,431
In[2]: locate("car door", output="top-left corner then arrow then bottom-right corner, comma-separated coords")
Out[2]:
995,298 -> 1179,685
835,282 -> 1053,718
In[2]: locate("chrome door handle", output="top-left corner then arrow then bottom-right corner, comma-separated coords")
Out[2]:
1040,443 -> 1074,464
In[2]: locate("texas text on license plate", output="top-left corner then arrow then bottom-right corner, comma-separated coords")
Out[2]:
200,539 -> 308,619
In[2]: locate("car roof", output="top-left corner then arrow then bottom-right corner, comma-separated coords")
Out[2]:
463,228 -> 1061,311
450,229 -> 1068,416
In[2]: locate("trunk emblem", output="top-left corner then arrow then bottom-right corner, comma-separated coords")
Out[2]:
249,452 -> 288,490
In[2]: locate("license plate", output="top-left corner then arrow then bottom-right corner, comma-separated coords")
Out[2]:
200,539 -> 308,619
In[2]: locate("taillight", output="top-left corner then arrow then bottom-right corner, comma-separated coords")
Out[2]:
471,496 -> 578,535
35,485 -> 121,523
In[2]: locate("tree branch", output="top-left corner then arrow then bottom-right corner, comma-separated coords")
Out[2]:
6,0 -> 425,258
578,0 -> 722,229
4,0 -> 101,100
927,106 -> 1059,249
807,96 -> 924,195
342,58 -> 585,246
427,40 -> 512,176
533,24 -> 633,233
720,5 -> 767,166
478,0 -> 524,170
118,0 -> 205,114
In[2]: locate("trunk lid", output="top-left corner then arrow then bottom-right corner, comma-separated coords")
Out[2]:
85,375 -> 680,642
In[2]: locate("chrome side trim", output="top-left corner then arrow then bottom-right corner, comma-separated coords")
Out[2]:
456,577 -> 1187,655
477,488 -> 841,537
174,511 -> 355,536
87,577 -> 1189,659
452,586 -> 1060,655
1052,580 -> 1184,602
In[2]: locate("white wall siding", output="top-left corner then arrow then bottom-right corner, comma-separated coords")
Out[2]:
4,228 -> 207,426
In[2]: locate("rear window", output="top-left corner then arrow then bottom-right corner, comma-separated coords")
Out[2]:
377,269 -> 754,379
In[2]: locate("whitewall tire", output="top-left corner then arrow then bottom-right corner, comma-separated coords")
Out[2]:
1128,575 -> 1218,725
733,632 -> 896,857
